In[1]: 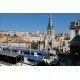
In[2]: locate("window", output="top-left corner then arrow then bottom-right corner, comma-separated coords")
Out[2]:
31,52 -> 34,55
50,31 -> 52,35
37,52 -> 43,56
76,23 -> 78,25
23,51 -> 30,55
47,31 -> 49,35
75,22 -> 79,26
75,30 -> 79,35
27,58 -> 36,62
12,50 -> 18,52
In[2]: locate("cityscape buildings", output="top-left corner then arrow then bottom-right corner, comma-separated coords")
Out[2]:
0,16 -> 70,52
0,14 -> 80,66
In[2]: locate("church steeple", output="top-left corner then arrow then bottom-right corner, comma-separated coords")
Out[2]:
47,16 -> 53,30
45,16 -> 55,50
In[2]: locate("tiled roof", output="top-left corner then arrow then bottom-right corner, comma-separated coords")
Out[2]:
3,38 -> 30,43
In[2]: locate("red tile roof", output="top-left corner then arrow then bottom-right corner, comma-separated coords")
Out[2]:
3,38 -> 30,43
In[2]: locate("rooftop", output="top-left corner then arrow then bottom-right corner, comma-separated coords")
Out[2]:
0,51 -> 20,57
3,38 -> 30,43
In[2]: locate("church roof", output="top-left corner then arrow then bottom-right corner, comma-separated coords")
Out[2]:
47,16 -> 54,30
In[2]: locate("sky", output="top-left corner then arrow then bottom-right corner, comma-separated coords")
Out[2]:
0,13 -> 80,33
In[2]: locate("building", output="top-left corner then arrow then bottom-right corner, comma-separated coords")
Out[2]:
70,20 -> 80,40
45,16 -> 55,50
30,32 -> 45,42
15,31 -> 26,37
3,38 -> 31,49
63,35 -> 70,53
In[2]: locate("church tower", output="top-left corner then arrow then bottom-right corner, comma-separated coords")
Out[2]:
45,16 -> 55,50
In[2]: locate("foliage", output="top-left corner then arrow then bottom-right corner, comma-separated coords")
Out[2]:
31,41 -> 38,49
12,34 -> 18,38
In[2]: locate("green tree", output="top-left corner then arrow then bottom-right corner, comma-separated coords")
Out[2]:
31,41 -> 38,49
4,34 -> 11,37
12,34 -> 18,38
7,34 -> 11,37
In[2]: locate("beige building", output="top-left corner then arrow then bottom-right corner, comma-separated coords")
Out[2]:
0,31 -> 16,36
63,35 -> 70,53
29,32 -> 45,42
15,31 -> 27,37
52,33 -> 70,53
3,38 -> 31,49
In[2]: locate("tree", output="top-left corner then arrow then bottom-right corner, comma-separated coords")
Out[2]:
12,34 -> 18,38
4,34 -> 11,37
7,34 -> 11,37
31,41 -> 38,49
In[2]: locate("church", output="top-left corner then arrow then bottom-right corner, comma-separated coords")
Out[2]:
45,16 -> 55,51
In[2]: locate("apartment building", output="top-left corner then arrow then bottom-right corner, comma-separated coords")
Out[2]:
3,38 -> 31,49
